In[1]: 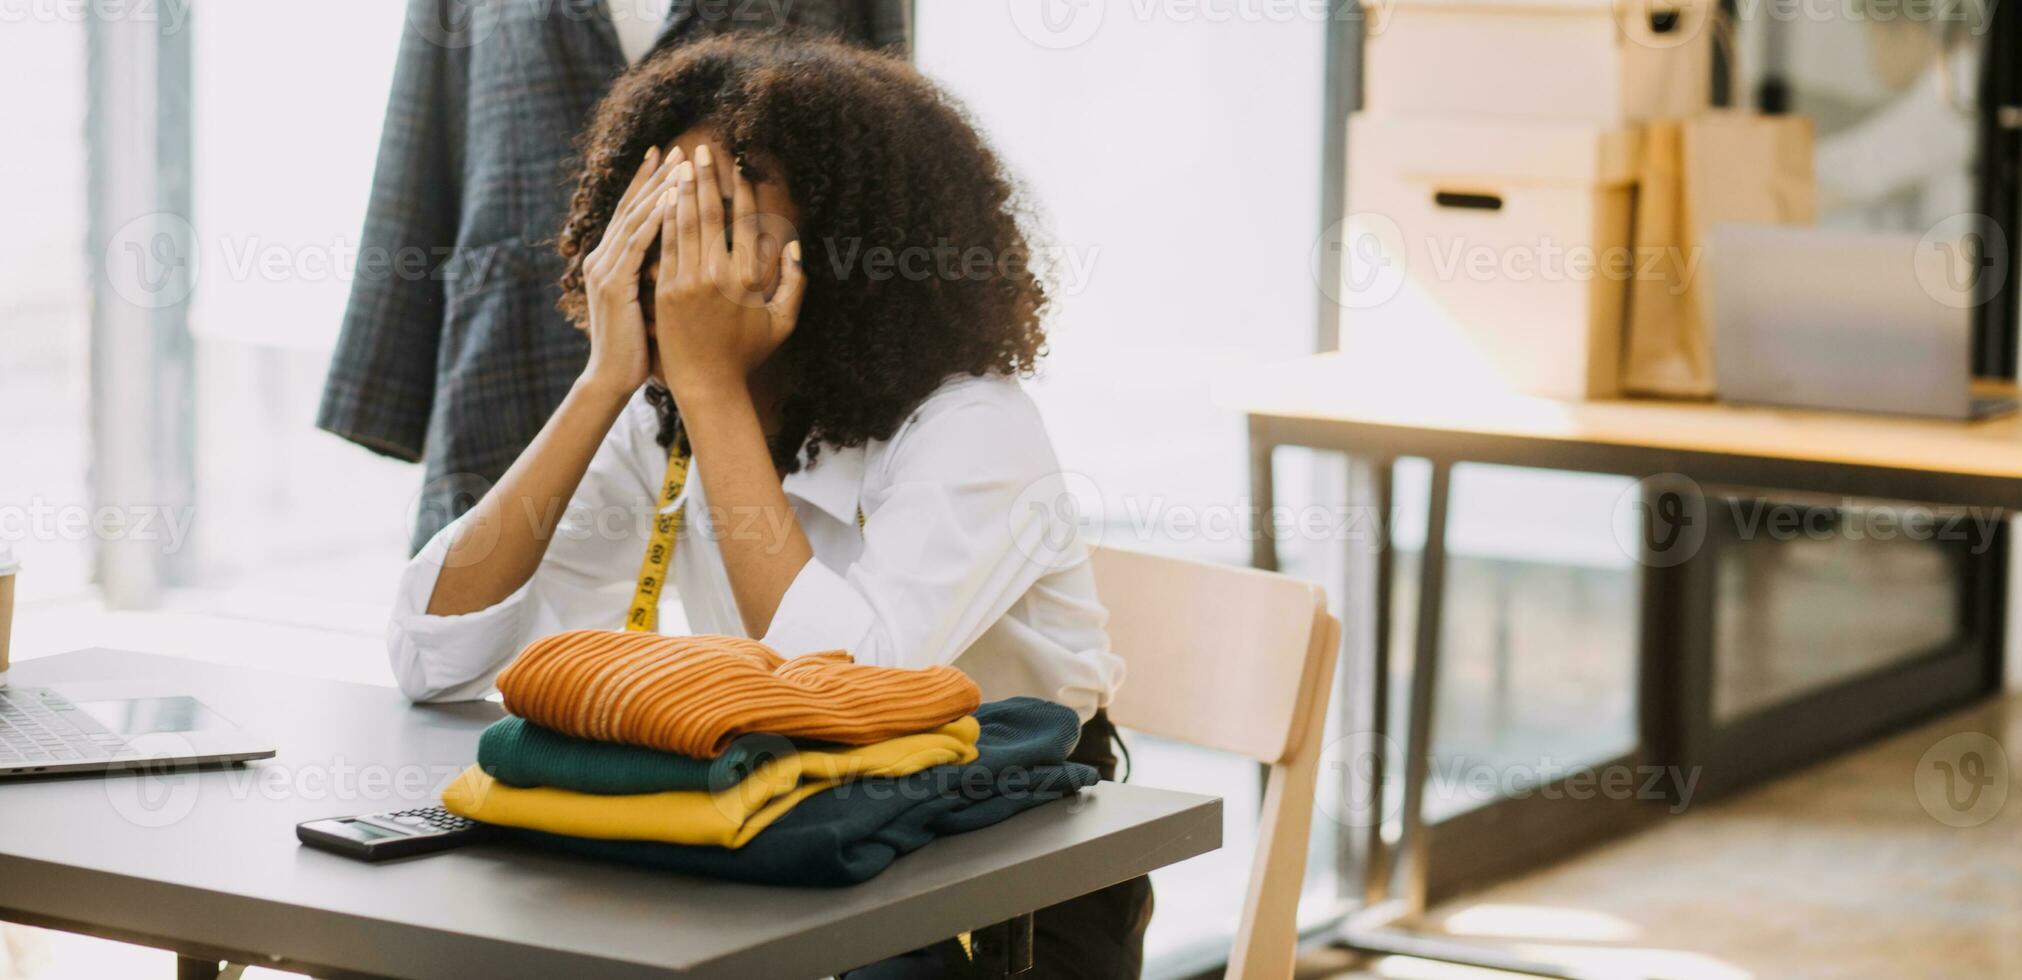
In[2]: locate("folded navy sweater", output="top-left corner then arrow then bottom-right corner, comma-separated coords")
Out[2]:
502,696 -> 1099,886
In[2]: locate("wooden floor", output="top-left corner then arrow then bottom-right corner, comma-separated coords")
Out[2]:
1300,692 -> 2022,980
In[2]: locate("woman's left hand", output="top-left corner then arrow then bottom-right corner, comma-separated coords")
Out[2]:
653,143 -> 806,402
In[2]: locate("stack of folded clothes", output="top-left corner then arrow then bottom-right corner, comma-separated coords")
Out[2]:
442,630 -> 1100,885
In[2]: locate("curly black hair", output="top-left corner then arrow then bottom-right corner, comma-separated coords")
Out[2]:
557,33 -> 1050,474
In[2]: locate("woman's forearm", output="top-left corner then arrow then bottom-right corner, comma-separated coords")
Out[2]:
425,378 -> 634,616
676,381 -> 813,637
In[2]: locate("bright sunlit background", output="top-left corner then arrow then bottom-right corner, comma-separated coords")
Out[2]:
0,1 -> 2000,977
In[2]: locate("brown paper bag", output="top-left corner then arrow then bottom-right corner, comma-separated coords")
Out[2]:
1622,112 -> 1816,398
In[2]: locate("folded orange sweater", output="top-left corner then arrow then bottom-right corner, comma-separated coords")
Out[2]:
495,630 -> 981,757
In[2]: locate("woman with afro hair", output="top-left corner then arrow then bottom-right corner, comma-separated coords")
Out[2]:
385,33 -> 1144,976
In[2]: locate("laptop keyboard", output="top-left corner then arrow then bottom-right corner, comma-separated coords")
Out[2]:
0,689 -> 111,765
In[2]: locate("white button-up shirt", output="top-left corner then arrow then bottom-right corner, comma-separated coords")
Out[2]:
387,375 -> 1125,721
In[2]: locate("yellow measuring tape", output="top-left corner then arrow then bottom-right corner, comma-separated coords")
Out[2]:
625,450 -> 690,633
625,448 -> 865,633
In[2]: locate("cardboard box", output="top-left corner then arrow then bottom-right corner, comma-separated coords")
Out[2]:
1336,115 -> 1642,398
1364,0 -> 1713,122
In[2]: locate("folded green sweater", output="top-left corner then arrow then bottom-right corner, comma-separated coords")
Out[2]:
498,697 -> 1099,886
478,715 -> 779,795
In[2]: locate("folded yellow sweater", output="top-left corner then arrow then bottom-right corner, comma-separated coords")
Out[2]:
495,630 -> 981,757
442,717 -> 980,848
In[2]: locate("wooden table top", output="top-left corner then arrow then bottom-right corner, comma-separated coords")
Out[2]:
1220,352 -> 2022,481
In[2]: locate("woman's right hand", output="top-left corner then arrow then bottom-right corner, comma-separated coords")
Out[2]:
579,144 -> 684,397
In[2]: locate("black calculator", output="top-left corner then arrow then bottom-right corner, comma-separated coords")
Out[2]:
297,806 -> 491,861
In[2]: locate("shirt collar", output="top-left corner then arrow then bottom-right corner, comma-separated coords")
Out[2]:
780,444 -> 866,526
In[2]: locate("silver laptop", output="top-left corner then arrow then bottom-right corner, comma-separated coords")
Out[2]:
1706,223 -> 2016,420
0,685 -> 274,777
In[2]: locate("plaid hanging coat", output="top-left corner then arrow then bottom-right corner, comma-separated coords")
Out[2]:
317,0 -> 909,553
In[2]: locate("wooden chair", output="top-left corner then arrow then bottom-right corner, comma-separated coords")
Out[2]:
1089,545 -> 1342,980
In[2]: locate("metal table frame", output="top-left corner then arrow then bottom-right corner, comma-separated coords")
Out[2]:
1245,410 -> 2019,977
152,918 -> 1037,980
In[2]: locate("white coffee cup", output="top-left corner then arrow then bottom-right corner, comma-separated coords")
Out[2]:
0,542 -> 16,688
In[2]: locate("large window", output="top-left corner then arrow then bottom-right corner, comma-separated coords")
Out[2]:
915,6 -> 1331,968
185,0 -> 417,619
1387,461 -> 1640,823
2,3 -> 430,694
0,14 -> 92,603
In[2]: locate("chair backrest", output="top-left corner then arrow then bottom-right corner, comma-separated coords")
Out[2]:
1092,545 -> 1333,764
1088,544 -> 1342,980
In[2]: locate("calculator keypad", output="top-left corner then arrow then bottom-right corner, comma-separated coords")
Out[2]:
381,806 -> 479,833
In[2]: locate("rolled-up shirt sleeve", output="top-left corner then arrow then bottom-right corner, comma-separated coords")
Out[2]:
761,389 -> 1081,671
386,398 -> 657,702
